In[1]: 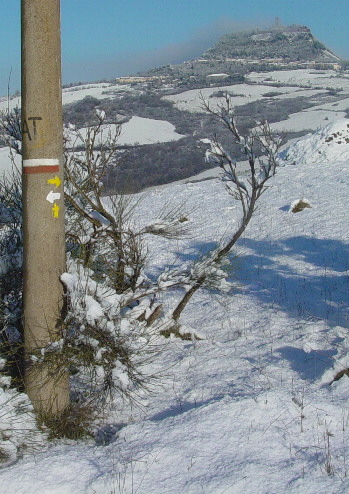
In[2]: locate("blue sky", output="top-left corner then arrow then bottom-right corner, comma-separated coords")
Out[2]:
1,0 -> 348,96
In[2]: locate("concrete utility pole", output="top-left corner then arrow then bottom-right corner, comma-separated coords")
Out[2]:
21,0 -> 69,416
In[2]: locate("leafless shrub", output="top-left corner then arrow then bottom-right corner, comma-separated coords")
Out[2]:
160,93 -> 284,331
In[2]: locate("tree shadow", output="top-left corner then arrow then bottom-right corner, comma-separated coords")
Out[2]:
276,346 -> 337,381
174,240 -> 219,263
236,236 -> 349,327
150,234 -> 349,327
148,397 -> 218,422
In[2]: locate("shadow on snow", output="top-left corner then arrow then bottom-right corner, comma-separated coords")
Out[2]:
275,346 -> 337,381
236,235 -> 349,327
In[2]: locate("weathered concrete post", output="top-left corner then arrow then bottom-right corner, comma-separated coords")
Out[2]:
21,0 -> 69,416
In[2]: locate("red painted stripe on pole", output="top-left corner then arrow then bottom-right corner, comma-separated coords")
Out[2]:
23,165 -> 60,174
23,158 -> 60,174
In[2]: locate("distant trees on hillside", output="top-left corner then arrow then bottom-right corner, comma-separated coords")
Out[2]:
103,137 -> 206,194
60,89 -> 319,194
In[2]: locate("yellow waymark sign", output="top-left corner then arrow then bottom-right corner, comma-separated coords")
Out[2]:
52,203 -> 59,218
47,176 -> 61,188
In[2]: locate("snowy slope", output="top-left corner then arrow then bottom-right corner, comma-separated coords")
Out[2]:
280,119 -> 349,164
1,119 -> 349,493
270,100 -> 349,132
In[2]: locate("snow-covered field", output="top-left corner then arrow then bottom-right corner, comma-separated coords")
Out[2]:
270,108 -> 346,132
247,69 -> 349,91
270,97 -> 349,133
1,115 -> 349,493
161,69 -> 349,135
70,116 -> 185,147
118,116 -> 184,145
162,83 -> 323,113
61,82 -> 131,106
1,68 -> 349,152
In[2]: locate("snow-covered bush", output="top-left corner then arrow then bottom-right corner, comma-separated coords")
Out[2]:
60,114 -> 191,406
0,109 -> 195,430
0,111 -> 23,369
0,167 -> 23,385
0,161 -> 45,459
0,355 -> 46,466
0,378 -> 46,466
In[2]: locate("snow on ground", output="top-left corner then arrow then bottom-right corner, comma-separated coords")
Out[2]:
162,83 -> 322,113
270,96 -> 349,132
0,115 -> 184,178
270,108 -> 347,132
118,116 -> 185,145
0,146 -> 21,176
280,119 -> 349,164
61,82 -> 131,105
0,82 -> 136,111
247,69 -> 349,92
2,119 -> 349,493
0,96 -> 21,112
71,116 -> 185,147
315,97 -> 349,112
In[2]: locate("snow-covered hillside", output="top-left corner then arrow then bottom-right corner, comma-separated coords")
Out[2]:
0,81 -> 130,111
1,68 -> 349,186
281,119 -> 349,164
1,117 -> 349,493
69,116 -> 184,147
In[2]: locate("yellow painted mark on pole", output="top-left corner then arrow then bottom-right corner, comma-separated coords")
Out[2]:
47,176 -> 61,188
52,203 -> 59,218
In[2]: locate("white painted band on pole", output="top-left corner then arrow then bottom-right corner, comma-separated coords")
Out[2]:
23,158 -> 60,167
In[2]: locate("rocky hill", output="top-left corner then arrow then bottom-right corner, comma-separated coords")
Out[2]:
202,25 -> 340,63
143,25 -> 341,88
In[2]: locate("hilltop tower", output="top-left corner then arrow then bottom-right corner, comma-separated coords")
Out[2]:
273,17 -> 282,30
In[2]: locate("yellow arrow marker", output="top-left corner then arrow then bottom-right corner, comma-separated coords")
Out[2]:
52,203 -> 59,218
47,176 -> 61,188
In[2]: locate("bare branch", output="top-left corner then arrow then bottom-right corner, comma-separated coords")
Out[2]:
169,94 -> 283,323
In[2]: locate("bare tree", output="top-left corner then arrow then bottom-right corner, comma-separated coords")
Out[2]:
166,94 -> 283,328
0,97 -> 283,332
63,113 -> 188,294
